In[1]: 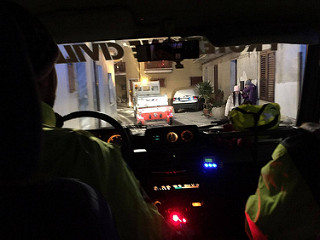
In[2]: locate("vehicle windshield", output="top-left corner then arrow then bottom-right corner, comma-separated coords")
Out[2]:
54,38 -> 307,129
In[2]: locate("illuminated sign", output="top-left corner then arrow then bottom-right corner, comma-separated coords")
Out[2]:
153,183 -> 200,191
56,42 -> 124,64
55,40 -> 278,64
203,43 -> 278,54
192,202 -> 203,207
130,40 -> 278,58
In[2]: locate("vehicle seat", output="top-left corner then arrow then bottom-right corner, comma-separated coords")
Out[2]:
0,178 -> 119,240
0,3 -> 118,239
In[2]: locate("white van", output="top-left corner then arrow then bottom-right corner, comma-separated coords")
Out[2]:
172,87 -> 203,112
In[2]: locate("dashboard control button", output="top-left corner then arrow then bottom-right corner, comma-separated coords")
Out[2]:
166,132 -> 178,143
181,130 -> 194,142
107,134 -> 122,144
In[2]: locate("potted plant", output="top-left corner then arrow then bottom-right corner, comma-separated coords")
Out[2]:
195,81 -> 214,116
210,89 -> 225,119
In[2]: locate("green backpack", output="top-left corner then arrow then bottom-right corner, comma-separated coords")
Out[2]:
229,103 -> 281,131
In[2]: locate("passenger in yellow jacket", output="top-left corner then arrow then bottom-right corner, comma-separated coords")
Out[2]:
245,123 -> 320,240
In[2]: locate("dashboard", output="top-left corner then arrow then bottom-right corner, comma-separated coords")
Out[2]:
145,125 -> 198,146
87,124 -> 295,239
89,125 -> 203,171
88,124 -> 294,170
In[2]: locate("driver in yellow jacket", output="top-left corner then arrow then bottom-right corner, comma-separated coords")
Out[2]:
39,101 -> 171,240
15,3 -> 177,240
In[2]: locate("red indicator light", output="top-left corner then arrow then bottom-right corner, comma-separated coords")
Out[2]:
193,96 -> 197,100
172,215 -> 179,222
169,212 -> 187,225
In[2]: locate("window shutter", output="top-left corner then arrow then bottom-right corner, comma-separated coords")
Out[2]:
190,76 -> 202,86
260,51 -> 276,102
214,65 -> 218,92
67,63 -> 76,93
159,78 -> 165,87
260,54 -> 267,100
267,52 -> 275,102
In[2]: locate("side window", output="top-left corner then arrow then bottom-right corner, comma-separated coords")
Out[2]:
145,61 -> 172,69
260,51 -> 276,102
67,63 -> 76,93
142,86 -> 150,91
230,60 -> 237,91
151,78 -> 166,87
151,86 -> 159,91
108,73 -> 115,104
214,64 -> 218,92
75,62 -> 89,111
190,76 -> 202,86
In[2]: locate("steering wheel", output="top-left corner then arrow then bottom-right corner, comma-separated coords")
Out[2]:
61,111 -> 133,165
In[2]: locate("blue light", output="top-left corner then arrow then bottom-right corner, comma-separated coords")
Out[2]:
204,162 -> 218,169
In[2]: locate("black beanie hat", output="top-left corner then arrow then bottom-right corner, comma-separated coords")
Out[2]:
5,2 -> 59,81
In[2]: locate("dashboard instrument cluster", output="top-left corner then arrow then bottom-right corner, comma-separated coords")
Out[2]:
145,125 -> 198,148
88,125 -> 199,150
165,130 -> 194,143
88,129 -> 123,146
106,134 -> 122,144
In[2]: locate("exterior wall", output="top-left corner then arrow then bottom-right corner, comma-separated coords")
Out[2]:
218,61 -> 231,98
54,42 -> 117,129
54,64 -> 80,128
202,52 -> 240,100
122,46 -> 139,79
201,44 -> 304,121
274,44 -> 301,119
55,60 -> 98,129
141,60 -> 202,98
256,44 -> 301,120
237,51 -> 259,85
122,46 -> 139,106
115,75 -> 127,102
122,45 -> 202,104
96,49 -> 117,118
85,59 -> 96,114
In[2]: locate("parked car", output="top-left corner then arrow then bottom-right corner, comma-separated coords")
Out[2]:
172,87 -> 203,112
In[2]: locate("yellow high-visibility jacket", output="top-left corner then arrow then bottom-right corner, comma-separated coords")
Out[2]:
245,134 -> 320,240
35,102 -> 173,240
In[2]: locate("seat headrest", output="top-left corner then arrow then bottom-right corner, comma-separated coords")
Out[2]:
0,2 -> 43,183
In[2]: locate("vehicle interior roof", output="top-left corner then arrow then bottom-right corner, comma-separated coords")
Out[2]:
10,0 -> 320,45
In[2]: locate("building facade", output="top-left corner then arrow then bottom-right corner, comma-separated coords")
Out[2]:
54,42 -> 118,129
115,40 -> 203,106
200,43 -> 307,121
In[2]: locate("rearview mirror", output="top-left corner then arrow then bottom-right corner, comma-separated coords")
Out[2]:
136,40 -> 199,62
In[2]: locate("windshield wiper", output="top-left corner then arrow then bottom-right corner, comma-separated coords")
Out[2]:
198,119 -> 229,130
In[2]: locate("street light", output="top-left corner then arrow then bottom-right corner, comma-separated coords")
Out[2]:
141,77 -> 149,86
